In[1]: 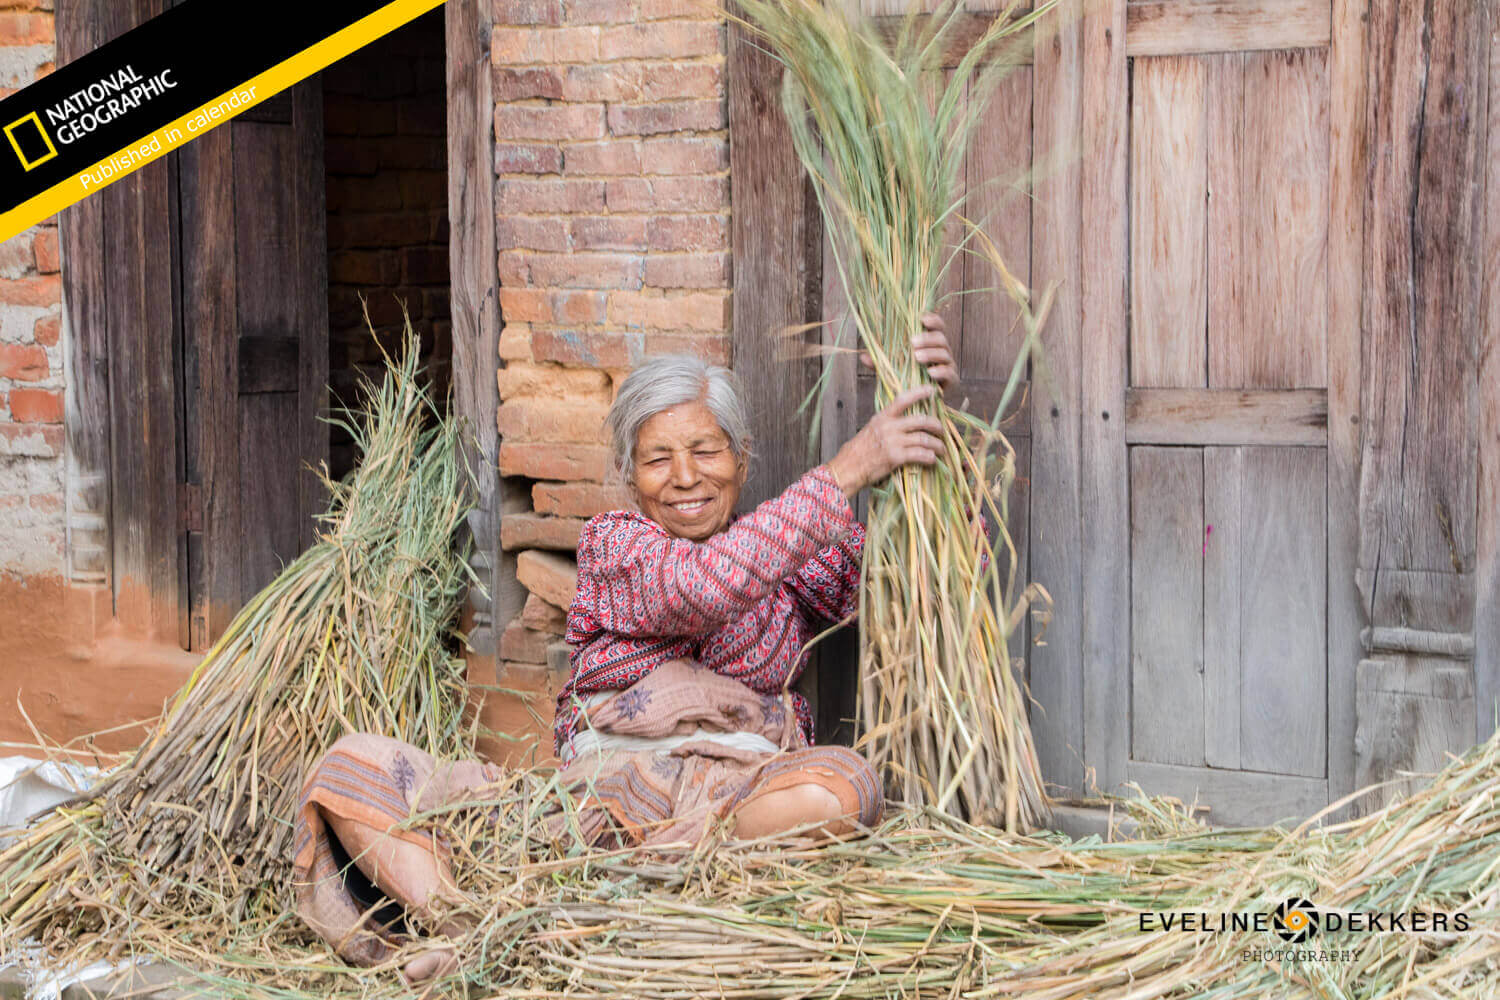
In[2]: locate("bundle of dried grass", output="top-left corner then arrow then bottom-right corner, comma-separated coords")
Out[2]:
727,0 -> 1056,830
0,318 -> 475,954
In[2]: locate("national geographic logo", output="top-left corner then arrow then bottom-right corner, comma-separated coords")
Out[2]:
4,111 -> 57,171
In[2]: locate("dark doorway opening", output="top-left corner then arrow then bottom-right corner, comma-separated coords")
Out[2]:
321,8 -> 451,483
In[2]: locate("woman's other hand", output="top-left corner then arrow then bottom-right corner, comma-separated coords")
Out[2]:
861,312 -> 960,394
826,385 -> 945,499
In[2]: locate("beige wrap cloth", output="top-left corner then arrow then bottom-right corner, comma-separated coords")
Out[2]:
292,660 -> 883,965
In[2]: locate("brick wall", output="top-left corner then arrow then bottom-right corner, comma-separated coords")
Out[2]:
0,0 -> 64,578
487,0 -> 732,740
324,8 -> 451,480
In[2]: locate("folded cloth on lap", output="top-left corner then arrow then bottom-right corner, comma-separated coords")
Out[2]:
292,659 -> 883,966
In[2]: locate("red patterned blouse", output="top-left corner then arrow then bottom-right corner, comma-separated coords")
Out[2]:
553,464 -> 865,764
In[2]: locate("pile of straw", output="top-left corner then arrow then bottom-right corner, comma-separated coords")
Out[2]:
729,0 -> 1056,830
0,322 -> 475,953
16,733 -> 1499,999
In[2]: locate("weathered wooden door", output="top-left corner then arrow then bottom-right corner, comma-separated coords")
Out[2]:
731,0 -> 1365,825
59,0 -> 328,651
178,83 -> 330,649
1074,6 -> 1363,827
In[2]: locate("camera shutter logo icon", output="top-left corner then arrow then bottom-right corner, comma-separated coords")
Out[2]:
5,112 -> 58,171
1273,898 -> 1319,943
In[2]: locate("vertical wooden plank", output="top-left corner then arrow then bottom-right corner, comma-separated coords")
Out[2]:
231,119 -> 300,602
1205,52 -> 1244,389
1077,0 -> 1130,794
1239,447 -> 1327,777
1478,4 -> 1500,741
1358,0 -> 1485,579
57,0 -> 113,589
961,67 -> 1033,379
1029,0 -> 1086,794
1236,49 -> 1329,389
728,16 -> 822,508
179,127 -> 241,644
1129,446 -> 1204,767
293,80 -> 330,551
238,394 -> 302,591
1202,446 -> 1241,769
449,0 -> 514,658
1327,0 -> 1369,803
1130,56 -> 1207,389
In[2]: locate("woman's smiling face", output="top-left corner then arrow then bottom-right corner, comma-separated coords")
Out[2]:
630,398 -> 747,541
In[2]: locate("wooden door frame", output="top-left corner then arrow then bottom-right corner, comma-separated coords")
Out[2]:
446,0 -> 520,660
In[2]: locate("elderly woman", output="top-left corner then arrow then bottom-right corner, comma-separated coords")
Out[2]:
291,317 -> 957,978
552,314 -> 958,847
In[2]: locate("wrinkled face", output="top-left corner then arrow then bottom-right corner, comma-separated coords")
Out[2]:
630,398 -> 747,541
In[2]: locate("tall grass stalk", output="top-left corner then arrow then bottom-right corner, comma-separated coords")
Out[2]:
728,0 -> 1056,830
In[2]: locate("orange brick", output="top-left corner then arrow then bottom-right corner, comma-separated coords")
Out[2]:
599,21 -> 718,60
0,343 -> 48,382
32,312 -> 60,347
493,66 -> 564,101
607,290 -> 729,331
503,289 -> 556,325
559,63 -> 642,103
495,143 -> 564,174
32,228 -> 58,274
0,275 -> 60,307
647,213 -> 729,252
500,513 -> 586,551
640,61 -> 723,102
516,550 -> 579,608
0,13 -> 52,44
528,252 -> 642,290
644,332 -> 731,364
644,252 -> 730,288
606,99 -> 724,136
496,361 -> 612,400
639,138 -> 727,176
496,178 -> 605,213
499,442 -> 612,481
519,593 -> 569,631
8,388 -> 62,423
533,481 -> 633,518
570,216 -> 647,251
499,325 -> 535,360
492,0 -> 563,27
562,140 -> 641,176
532,330 -> 641,367
496,396 -> 611,443
495,104 -> 605,142
496,216 -> 570,252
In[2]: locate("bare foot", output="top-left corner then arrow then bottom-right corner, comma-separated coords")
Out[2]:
402,946 -> 459,985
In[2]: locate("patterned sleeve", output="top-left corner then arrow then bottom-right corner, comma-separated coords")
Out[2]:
573,465 -> 856,637
786,521 -> 865,625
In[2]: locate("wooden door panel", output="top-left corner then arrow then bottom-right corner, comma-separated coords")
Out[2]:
1211,446 -> 1328,777
1130,56 -> 1208,388
1208,49 -> 1329,389
1129,446 -> 1206,766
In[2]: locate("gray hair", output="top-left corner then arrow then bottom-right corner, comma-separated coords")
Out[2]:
607,354 -> 754,483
